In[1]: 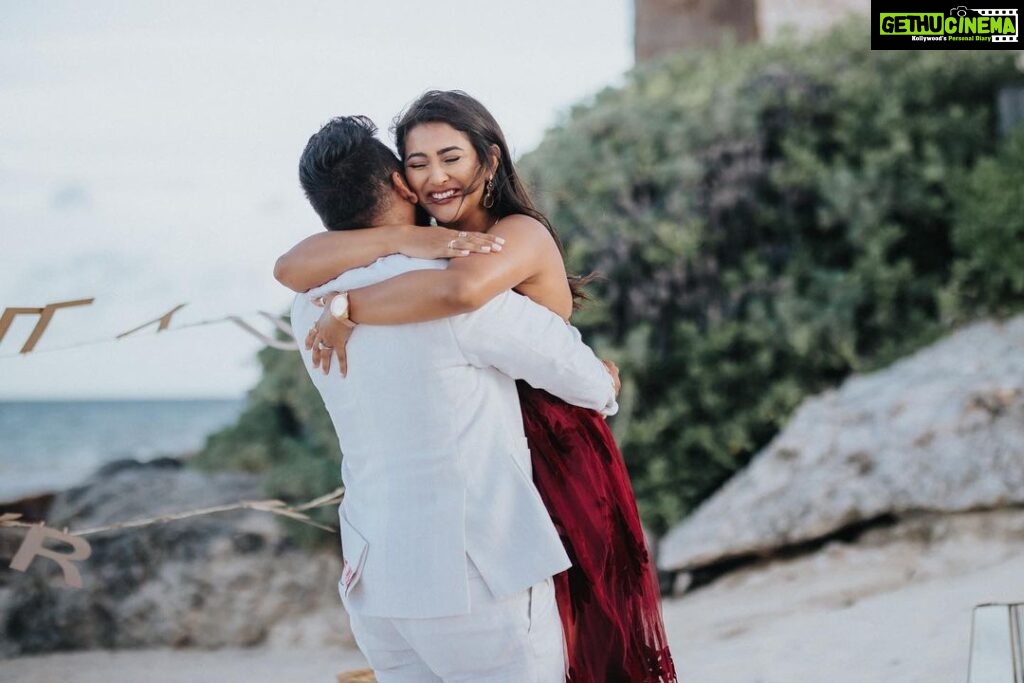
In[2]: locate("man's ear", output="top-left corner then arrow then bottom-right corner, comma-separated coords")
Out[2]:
487,144 -> 501,176
391,171 -> 418,204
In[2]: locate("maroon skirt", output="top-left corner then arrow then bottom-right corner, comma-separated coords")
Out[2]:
517,380 -> 677,682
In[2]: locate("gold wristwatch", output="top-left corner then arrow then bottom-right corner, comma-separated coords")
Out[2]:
329,291 -> 356,327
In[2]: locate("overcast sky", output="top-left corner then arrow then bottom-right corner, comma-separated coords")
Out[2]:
0,1 -> 633,399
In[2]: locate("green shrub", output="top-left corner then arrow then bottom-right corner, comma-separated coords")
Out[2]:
940,127 -> 1024,320
521,19 -> 1021,532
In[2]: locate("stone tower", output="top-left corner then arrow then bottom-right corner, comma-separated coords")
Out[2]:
634,0 -> 870,61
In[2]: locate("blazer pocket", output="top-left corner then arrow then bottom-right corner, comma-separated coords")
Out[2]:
338,507 -> 369,598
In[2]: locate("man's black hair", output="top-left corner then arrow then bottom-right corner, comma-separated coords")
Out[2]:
298,115 -> 402,231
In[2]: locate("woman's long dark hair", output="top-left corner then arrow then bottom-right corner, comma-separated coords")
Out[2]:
392,90 -> 595,310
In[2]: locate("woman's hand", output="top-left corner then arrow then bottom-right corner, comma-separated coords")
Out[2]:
306,295 -> 356,377
395,225 -> 505,260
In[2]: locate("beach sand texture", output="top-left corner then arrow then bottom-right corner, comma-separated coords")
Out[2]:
3,511 -> 1020,683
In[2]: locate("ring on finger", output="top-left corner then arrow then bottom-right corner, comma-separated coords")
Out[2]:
458,231 -> 467,238
447,239 -> 456,250
317,341 -> 333,351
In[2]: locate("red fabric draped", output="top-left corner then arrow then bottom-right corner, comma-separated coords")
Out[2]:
517,380 -> 678,682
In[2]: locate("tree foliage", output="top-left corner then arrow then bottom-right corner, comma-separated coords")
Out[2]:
520,20 -> 1022,532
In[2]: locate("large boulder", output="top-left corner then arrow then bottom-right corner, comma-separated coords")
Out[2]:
658,314 -> 1024,574
0,458 -> 349,657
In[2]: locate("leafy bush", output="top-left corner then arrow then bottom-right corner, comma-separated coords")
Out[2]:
520,19 -> 1022,532
940,127 -> 1024,320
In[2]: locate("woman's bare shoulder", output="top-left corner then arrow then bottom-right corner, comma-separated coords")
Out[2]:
490,214 -> 560,255
489,215 -> 572,317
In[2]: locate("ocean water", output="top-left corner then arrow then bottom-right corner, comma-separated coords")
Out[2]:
0,399 -> 246,502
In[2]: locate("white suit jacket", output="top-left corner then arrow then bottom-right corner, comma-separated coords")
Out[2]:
291,254 -> 618,619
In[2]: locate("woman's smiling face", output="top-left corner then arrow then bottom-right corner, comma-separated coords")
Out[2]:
402,121 -> 492,229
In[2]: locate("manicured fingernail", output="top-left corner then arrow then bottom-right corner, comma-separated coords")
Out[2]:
492,244 -> 502,251
496,237 -> 506,244
460,250 -> 470,255
481,246 -> 491,253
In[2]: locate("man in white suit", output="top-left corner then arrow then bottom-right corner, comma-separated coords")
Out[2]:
287,116 -> 618,682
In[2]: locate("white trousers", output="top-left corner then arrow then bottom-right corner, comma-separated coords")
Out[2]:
342,554 -> 566,682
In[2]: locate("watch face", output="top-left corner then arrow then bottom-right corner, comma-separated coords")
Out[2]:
330,293 -> 349,319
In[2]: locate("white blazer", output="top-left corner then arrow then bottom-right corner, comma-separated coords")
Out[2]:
291,254 -> 618,619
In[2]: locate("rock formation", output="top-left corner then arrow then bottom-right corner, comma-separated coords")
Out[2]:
0,458 -> 350,657
659,315 -> 1024,579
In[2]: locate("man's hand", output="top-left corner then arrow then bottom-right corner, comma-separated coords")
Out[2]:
601,359 -> 621,396
306,293 -> 356,377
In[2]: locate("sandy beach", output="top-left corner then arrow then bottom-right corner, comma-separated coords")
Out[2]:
4,509 -> 1021,683
668,514 -> 1024,682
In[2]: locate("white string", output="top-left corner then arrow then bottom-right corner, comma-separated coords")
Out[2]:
0,308 -> 295,360
0,485 -> 345,537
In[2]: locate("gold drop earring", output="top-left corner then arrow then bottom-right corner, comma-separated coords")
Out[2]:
483,176 -> 495,209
